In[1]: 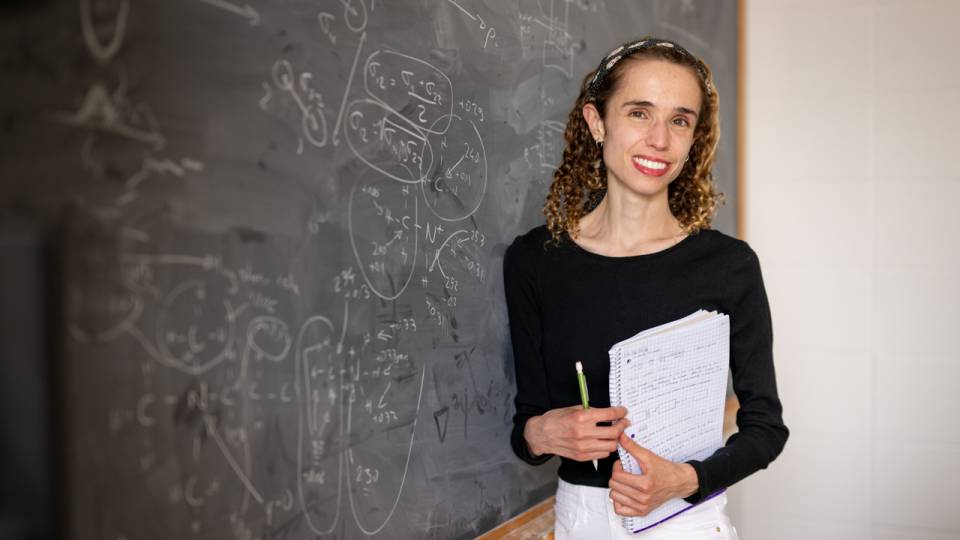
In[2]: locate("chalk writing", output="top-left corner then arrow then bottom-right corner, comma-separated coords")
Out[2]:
49,0 -> 711,536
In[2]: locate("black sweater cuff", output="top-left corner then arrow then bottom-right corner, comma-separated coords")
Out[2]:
683,459 -> 709,504
512,416 -> 554,465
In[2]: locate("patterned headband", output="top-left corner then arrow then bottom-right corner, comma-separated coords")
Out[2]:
587,38 -> 712,100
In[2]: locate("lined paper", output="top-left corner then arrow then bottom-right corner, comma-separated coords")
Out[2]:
608,310 -> 730,533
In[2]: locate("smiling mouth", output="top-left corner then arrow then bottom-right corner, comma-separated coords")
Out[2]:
631,156 -> 670,176
632,156 -> 668,170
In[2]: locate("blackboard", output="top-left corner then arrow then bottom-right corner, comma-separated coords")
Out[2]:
0,1 -> 739,538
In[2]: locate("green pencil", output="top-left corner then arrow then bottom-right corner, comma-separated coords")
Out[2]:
575,361 -> 598,471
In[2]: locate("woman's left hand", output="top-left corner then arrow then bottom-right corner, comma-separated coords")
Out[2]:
608,432 -> 700,517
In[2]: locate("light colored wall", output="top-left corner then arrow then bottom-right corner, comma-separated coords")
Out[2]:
729,1 -> 960,538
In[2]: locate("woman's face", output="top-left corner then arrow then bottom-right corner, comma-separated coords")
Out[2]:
583,58 -> 702,200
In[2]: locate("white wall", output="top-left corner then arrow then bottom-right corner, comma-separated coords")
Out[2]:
730,1 -> 960,538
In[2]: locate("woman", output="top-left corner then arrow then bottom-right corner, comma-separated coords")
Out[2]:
503,38 -> 788,539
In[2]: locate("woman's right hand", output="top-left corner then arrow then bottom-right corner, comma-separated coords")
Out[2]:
524,405 -> 629,462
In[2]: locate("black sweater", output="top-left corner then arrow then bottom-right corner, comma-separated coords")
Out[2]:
502,225 -> 788,503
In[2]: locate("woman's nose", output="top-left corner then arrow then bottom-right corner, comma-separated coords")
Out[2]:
645,119 -> 669,150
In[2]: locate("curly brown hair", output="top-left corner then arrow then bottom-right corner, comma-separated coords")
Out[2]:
544,38 -> 723,244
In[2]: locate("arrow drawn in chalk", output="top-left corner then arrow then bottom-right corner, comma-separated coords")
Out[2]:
203,416 -> 263,503
198,0 -> 260,25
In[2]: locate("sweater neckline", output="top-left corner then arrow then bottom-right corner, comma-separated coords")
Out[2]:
561,229 -> 702,262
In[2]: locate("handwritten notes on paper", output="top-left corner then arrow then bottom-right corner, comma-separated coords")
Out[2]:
608,310 -> 730,533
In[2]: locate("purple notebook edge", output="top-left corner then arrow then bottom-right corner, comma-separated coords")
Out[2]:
629,489 -> 727,534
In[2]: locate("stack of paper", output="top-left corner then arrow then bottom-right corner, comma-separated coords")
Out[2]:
607,310 -> 730,533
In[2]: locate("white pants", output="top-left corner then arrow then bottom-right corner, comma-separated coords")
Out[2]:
554,479 -> 739,540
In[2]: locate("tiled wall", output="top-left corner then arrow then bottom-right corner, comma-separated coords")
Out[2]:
729,1 -> 960,538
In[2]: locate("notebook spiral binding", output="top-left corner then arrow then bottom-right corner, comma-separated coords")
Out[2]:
610,346 -> 639,531
609,347 -> 638,475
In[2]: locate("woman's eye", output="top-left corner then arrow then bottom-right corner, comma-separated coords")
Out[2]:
672,117 -> 691,127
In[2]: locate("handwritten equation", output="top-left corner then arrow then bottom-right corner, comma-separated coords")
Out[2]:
51,0 -> 626,537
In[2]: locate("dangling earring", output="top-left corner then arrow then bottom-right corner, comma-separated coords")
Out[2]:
593,138 -> 603,169
593,137 -> 603,170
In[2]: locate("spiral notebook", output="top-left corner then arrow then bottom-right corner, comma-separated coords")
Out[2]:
607,310 -> 730,533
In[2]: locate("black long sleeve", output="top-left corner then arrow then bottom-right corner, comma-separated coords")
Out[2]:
502,225 -> 788,500
503,234 -> 553,465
